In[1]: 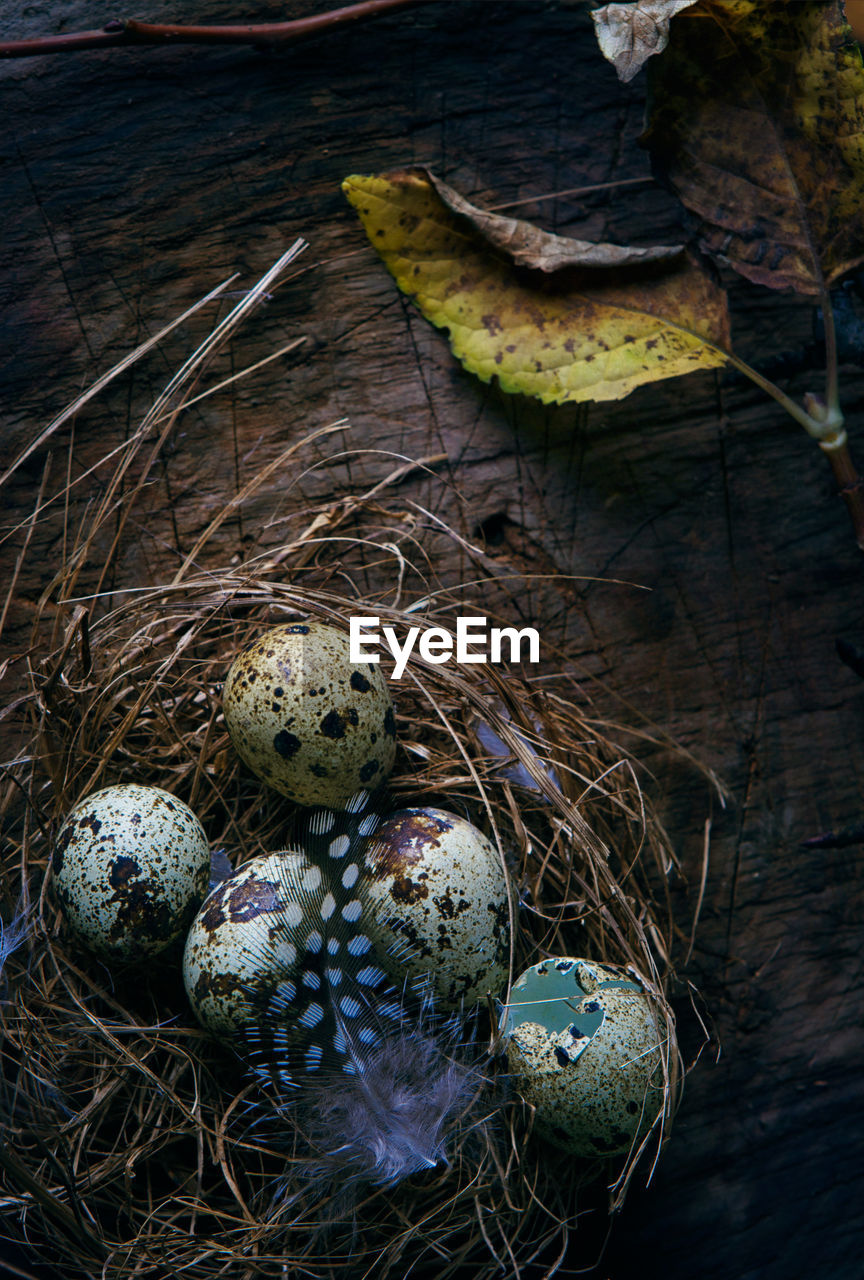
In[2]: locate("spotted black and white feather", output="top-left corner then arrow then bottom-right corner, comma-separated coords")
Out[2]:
239,791 -> 484,1201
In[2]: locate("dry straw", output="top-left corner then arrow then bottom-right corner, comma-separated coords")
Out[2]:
0,243 -> 703,1279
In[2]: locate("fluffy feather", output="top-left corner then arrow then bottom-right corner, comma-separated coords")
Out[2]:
0,896 -> 32,1000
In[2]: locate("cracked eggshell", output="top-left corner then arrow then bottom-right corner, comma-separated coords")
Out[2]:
183,852 -> 308,1034
362,807 -> 511,1009
223,621 -> 397,809
52,784 -> 210,960
500,957 -> 666,1157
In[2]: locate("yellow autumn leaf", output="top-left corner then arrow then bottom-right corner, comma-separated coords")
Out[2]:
343,169 -> 730,405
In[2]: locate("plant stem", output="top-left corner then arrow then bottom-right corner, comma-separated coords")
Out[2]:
820,434 -> 864,551
0,0 -> 421,58
726,348 -> 864,549
724,351 -> 828,437
821,285 -> 840,416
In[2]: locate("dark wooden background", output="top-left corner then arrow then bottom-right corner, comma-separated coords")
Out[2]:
3,2 -> 864,1277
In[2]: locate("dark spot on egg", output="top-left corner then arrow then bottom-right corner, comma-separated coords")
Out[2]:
194,968 -> 245,1005
434,889 -> 469,919
555,960 -> 574,972
286,624 -> 310,634
626,1100 -> 639,1115
200,894 -> 227,931
320,709 -> 347,739
350,670 -> 371,693
108,874 -> 176,942
309,762 -> 330,777
488,898 -> 509,946
52,827 -> 73,873
359,758 -> 380,782
108,855 -> 141,888
390,873 -> 429,904
554,1046 -> 571,1067
273,729 -> 302,758
226,876 -> 281,922
366,810 -> 446,878
77,813 -> 102,835
383,707 -> 397,738
584,1000 -> 601,1013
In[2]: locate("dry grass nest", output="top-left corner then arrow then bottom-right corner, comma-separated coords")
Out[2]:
0,244 -> 704,1280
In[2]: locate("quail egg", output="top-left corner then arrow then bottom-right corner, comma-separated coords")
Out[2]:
223,621 -> 396,809
53,784 -> 210,960
499,957 -> 667,1157
183,851 -> 310,1034
362,807 -> 511,1009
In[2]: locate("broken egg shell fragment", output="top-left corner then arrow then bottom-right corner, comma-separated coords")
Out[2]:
183,851 -> 309,1035
52,783 -> 210,960
501,957 -> 666,1157
362,806 -> 511,1009
222,621 -> 396,809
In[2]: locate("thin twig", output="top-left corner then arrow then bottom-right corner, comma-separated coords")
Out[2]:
0,0 -> 422,59
488,175 -> 653,212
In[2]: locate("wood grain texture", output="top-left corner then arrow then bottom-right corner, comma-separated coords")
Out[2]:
2,3 -> 864,1277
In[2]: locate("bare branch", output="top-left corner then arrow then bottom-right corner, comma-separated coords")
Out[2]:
0,0 -> 422,59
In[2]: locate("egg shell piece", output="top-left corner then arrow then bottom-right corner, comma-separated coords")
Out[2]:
52,784 -> 210,960
183,852 -> 309,1034
222,621 -> 397,809
501,957 -> 666,1157
362,807 -> 511,1009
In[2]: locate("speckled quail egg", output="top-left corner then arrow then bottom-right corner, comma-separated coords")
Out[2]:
361,807 -> 511,1009
183,851 -> 310,1034
52,784 -> 210,960
499,957 -> 667,1157
223,621 -> 396,809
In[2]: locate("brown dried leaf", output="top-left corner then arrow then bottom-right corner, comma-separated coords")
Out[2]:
424,171 -> 685,271
592,0 -> 698,83
643,0 -> 864,294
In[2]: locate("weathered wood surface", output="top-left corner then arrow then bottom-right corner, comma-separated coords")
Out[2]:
3,2 -> 864,1276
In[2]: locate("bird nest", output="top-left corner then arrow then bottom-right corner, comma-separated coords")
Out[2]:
0,245 -> 700,1279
